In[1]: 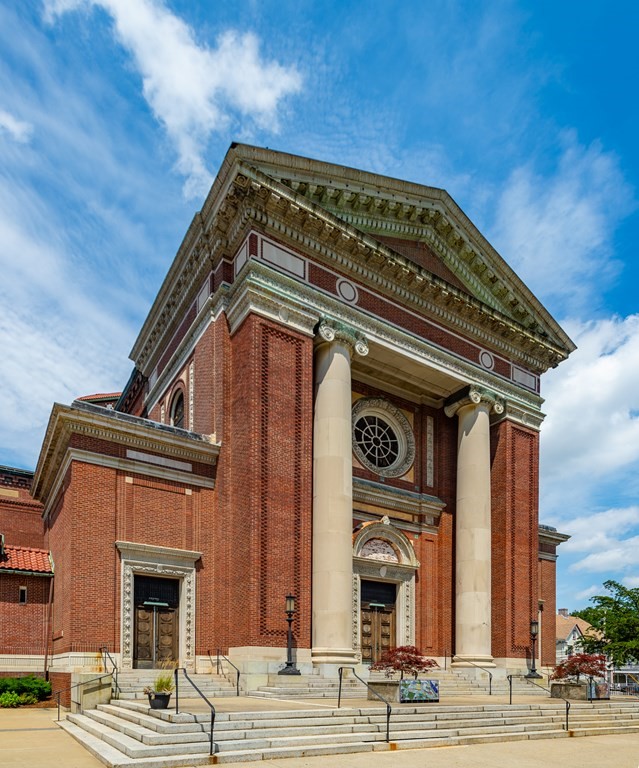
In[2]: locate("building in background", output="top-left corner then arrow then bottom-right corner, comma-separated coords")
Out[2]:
1,144 -> 573,690
555,608 -> 594,663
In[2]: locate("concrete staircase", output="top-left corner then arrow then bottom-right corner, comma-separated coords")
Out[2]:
115,671 -> 238,700
250,668 -> 549,699
59,699 -> 639,766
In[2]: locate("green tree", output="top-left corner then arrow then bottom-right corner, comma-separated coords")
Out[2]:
572,580 -> 639,665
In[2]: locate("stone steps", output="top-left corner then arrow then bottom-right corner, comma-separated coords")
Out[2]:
114,672 -> 237,700
58,698 -> 639,767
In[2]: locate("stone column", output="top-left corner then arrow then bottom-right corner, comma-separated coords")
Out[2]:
312,319 -> 368,668
445,386 -> 503,667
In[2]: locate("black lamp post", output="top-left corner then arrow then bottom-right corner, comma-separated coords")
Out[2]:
526,619 -> 542,678
278,594 -> 301,675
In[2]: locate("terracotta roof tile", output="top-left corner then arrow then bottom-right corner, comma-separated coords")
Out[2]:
77,392 -> 121,401
0,545 -> 52,574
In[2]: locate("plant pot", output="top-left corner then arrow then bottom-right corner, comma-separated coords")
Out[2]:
550,682 -> 588,700
147,692 -> 172,709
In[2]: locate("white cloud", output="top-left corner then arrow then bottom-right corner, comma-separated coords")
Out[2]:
44,0 -> 302,198
560,507 -> 639,553
0,179 -> 135,467
0,109 -> 32,143
491,132 -> 635,317
574,584 -> 601,602
571,535 -> 639,573
540,315 -> 639,516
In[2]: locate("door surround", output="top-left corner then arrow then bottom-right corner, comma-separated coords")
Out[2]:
352,519 -> 419,657
116,541 -> 201,671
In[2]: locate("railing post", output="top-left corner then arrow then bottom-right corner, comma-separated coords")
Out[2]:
57,692 -> 61,722
565,700 -> 570,731
216,649 -> 220,676
386,704 -> 391,742
507,674 -> 513,705
488,671 -> 492,696
174,668 -> 179,714
337,667 -> 343,708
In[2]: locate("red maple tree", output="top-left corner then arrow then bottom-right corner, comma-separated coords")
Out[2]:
370,646 -> 438,679
551,653 -> 607,683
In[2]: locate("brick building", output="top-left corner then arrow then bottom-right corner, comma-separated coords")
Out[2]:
0,144 -> 572,686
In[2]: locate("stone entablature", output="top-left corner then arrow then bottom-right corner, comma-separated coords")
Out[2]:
31,400 -> 220,517
143,255 -> 547,430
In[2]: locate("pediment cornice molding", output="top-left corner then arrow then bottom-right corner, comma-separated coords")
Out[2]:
130,151 -> 573,376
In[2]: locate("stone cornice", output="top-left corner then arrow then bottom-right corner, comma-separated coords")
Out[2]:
231,260 -> 545,414
129,144 -> 574,378
116,540 -> 202,565
32,401 -> 220,506
353,477 -> 445,524
539,525 -> 571,547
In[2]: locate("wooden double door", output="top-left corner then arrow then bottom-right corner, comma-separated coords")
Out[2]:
360,580 -> 397,664
133,576 -> 179,669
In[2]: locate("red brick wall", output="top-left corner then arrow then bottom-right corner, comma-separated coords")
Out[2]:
539,558 -> 557,667
0,573 -> 50,654
49,671 -> 71,708
490,419 -> 540,660
0,486 -> 44,549
211,314 -> 313,652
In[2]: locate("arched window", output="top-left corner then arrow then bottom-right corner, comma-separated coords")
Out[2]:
170,391 -> 185,429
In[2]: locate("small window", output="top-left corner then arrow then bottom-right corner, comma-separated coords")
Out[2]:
19,586 -> 27,604
170,391 -> 185,429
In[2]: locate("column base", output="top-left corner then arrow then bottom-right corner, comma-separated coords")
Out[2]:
311,647 -> 359,668
451,654 -> 496,668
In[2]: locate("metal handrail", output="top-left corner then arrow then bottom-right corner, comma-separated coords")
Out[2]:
209,648 -> 240,696
52,673 -> 114,721
99,646 -> 120,698
507,674 -> 571,731
458,659 -> 493,695
338,667 -> 392,742
174,667 -> 216,756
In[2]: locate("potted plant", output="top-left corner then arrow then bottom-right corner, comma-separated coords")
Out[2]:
144,672 -> 175,709
369,646 -> 439,702
550,653 -> 608,700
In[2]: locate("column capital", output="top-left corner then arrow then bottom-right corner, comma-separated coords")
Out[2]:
444,385 -> 505,418
316,318 -> 369,357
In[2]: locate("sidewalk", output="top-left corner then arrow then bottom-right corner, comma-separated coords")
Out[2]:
1,703 -> 638,768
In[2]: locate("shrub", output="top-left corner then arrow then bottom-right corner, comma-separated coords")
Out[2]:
0,676 -> 51,701
551,653 -> 607,683
370,646 -> 438,680
0,691 -> 21,708
18,693 -> 38,705
15,675 -> 51,701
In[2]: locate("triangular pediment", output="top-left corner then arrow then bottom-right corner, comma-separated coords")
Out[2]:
223,143 -> 574,358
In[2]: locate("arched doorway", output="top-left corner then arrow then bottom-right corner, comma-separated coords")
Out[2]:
352,518 -> 420,663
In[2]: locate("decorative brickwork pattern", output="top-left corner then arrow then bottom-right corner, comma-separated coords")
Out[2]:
491,420 -> 540,659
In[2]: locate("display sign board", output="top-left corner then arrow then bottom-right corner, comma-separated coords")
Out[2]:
399,678 -> 439,702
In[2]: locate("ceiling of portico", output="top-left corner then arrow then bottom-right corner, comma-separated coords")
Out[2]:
352,339 -> 463,405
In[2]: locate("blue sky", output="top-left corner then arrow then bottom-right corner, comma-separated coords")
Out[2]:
1,1 -> 638,610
